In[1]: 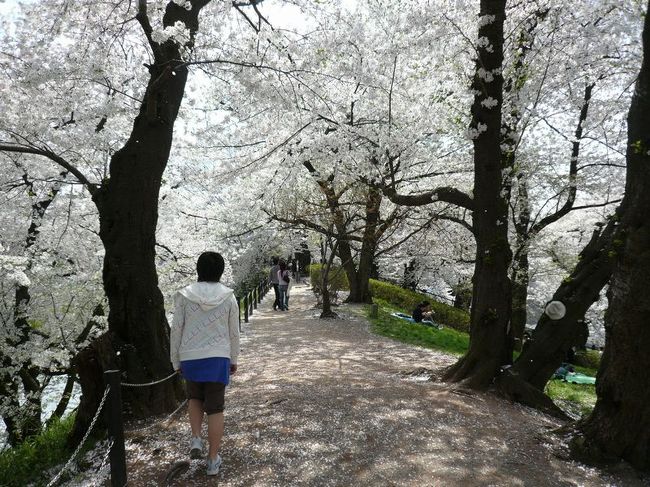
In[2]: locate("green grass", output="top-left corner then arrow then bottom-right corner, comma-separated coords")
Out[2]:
545,380 -> 597,417
366,285 -> 598,417
368,298 -> 470,356
369,279 -> 470,332
0,414 -> 85,487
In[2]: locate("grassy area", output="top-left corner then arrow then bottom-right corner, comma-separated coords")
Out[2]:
369,279 -> 470,332
366,284 -> 598,417
545,380 -> 597,417
368,298 -> 469,356
0,414 -> 85,487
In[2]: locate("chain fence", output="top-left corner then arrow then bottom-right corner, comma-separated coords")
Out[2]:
43,367 -> 183,487
46,385 -> 110,487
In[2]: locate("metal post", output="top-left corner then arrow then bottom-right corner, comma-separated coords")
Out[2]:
244,295 -> 249,323
104,370 -> 127,487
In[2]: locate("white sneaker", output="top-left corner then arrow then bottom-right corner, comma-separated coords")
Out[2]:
206,454 -> 222,476
189,437 -> 203,459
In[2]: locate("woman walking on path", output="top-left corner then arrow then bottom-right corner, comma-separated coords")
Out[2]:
269,257 -> 281,310
170,251 -> 240,476
277,260 -> 291,310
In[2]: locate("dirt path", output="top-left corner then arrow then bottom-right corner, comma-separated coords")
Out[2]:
117,284 -> 646,487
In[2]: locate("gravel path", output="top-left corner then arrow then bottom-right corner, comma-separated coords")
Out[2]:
116,283 -> 646,487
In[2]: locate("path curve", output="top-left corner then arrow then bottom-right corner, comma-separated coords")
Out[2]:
122,283 -> 645,487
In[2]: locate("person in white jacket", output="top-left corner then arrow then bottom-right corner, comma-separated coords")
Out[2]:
170,251 -> 240,476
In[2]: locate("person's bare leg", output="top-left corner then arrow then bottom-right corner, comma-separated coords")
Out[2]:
207,412 -> 224,459
189,399 -> 204,437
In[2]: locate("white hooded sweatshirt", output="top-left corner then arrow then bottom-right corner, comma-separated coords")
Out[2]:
169,282 -> 240,371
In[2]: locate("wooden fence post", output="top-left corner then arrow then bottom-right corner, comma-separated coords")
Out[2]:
104,370 -> 127,487
370,303 -> 379,318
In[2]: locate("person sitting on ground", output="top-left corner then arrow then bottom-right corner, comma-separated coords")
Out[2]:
170,251 -> 240,477
412,301 -> 433,323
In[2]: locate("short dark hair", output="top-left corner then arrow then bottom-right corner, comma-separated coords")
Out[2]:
197,251 -> 225,282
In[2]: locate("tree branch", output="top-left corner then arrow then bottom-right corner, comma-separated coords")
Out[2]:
381,184 -> 475,212
529,82 -> 596,236
0,143 -> 98,195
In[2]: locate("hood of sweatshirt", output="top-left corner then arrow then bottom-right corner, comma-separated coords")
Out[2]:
178,282 -> 234,311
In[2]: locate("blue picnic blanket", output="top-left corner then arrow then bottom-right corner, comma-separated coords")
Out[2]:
391,312 -> 443,329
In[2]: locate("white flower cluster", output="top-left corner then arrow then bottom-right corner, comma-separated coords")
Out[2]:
465,122 -> 488,140
478,15 -> 496,27
151,21 -> 191,46
7,270 -> 31,287
477,67 -> 497,82
480,97 -> 498,109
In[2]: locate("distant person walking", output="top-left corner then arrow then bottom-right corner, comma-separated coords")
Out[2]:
277,260 -> 291,311
170,251 -> 240,476
269,257 -> 281,311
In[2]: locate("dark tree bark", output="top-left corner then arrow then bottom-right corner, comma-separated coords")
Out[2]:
349,187 -> 383,304
71,1 -> 212,437
402,259 -> 419,291
573,1 -> 650,469
319,238 -> 339,319
443,0 -> 512,389
495,219 -> 618,413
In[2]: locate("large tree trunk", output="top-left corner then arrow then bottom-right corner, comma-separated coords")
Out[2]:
573,2 -> 650,469
72,1 -> 210,436
443,0 -> 512,389
495,219 -> 618,414
347,188 -> 382,304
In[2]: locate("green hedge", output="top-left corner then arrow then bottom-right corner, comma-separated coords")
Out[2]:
369,279 -> 470,332
573,349 -> 601,370
307,264 -> 350,293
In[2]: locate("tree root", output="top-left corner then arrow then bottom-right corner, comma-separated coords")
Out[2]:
494,368 -> 571,421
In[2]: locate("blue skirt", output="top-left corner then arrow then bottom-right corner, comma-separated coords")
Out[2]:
181,357 -> 230,384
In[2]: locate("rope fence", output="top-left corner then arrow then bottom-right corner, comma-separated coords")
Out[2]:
120,370 -> 179,388
125,399 -> 188,435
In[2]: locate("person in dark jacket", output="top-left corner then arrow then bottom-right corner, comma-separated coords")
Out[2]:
412,301 -> 432,323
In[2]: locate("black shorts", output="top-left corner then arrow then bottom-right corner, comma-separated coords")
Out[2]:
186,381 -> 226,415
